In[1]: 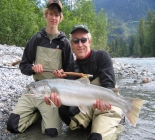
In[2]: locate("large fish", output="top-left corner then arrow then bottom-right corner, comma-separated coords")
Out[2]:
24,77 -> 144,126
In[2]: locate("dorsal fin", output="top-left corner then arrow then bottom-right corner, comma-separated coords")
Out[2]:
111,88 -> 120,95
77,77 -> 90,84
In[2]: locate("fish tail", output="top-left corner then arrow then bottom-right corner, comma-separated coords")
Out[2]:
126,98 -> 144,126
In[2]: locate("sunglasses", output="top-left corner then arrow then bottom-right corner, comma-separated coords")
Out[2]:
72,38 -> 88,44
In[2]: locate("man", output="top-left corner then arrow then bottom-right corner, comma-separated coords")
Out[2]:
45,24 -> 123,140
7,0 -> 74,138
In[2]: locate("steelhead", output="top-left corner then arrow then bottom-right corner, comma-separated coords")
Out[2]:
24,77 -> 144,126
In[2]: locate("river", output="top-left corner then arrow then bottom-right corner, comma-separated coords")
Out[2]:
113,57 -> 155,73
113,57 -> 155,140
7,57 -> 155,140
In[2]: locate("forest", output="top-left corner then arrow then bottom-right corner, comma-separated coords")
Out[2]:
0,0 -> 155,57
108,9 -> 155,57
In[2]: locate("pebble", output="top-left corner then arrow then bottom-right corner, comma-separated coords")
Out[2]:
0,44 -> 33,139
0,103 -> 4,108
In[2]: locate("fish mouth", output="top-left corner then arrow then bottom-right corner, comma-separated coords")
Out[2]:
30,88 -> 38,95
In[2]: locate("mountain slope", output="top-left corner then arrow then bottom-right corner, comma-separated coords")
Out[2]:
94,0 -> 155,22
94,0 -> 155,39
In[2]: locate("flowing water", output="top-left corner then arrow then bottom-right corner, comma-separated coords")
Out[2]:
15,57 -> 155,140
113,57 -> 155,73
114,57 -> 155,140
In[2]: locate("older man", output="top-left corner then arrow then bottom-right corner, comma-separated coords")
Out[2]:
45,24 -> 123,140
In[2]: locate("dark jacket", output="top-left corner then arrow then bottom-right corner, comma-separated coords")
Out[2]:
67,50 -> 115,88
19,28 -> 74,76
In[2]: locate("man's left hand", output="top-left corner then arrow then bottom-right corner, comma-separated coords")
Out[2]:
53,69 -> 67,78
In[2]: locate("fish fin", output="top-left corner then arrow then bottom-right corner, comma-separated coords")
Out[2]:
111,88 -> 120,95
48,98 -> 56,107
44,87 -> 59,99
77,77 -> 90,84
78,106 -> 87,114
126,98 -> 144,126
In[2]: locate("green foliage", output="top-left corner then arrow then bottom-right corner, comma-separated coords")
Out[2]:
4,0 -> 155,58
0,0 -> 108,51
0,0 -> 45,47
133,36 -> 140,56
91,9 -> 108,50
108,37 -> 129,57
148,15 -> 155,56
60,0 -> 108,51
129,35 -> 135,55
137,18 -> 145,57
108,9 -> 155,57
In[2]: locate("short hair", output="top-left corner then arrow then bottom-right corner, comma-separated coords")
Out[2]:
43,5 -> 63,22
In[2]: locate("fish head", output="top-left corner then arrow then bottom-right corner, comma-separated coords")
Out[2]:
24,81 -> 51,99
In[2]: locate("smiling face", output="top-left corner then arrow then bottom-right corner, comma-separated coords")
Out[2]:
44,5 -> 62,29
71,30 -> 91,59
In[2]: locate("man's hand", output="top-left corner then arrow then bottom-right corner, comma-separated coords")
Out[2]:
45,92 -> 62,107
53,69 -> 67,78
32,64 -> 44,73
93,99 -> 111,112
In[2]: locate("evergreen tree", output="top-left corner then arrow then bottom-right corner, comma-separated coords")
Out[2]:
137,18 -> 145,57
128,35 -> 134,56
133,35 -> 140,57
146,9 -> 153,23
121,38 -> 128,56
149,15 -> 155,56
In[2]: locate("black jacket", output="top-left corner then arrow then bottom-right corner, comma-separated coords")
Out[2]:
67,50 -> 115,88
19,28 -> 74,76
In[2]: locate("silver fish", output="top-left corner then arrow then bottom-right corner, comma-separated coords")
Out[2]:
25,77 -> 144,126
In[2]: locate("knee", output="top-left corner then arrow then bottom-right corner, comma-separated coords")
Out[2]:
58,105 -> 68,117
69,106 -> 80,117
58,106 -> 71,126
7,113 -> 20,133
45,128 -> 58,137
88,133 -> 102,140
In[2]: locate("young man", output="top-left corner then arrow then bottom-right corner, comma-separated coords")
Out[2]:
7,0 -> 74,138
45,24 -> 123,140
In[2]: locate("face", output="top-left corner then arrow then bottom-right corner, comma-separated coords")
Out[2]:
45,9 -> 61,28
71,30 -> 91,59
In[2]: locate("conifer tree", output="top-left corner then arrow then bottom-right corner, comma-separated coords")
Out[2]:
137,18 -> 145,57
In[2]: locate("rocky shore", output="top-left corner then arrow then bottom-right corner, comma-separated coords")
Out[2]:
0,44 -> 154,140
0,44 -> 33,140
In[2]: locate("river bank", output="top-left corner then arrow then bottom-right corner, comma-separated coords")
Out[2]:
0,44 -> 155,140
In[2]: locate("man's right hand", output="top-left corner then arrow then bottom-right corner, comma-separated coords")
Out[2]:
32,64 -> 44,73
93,99 -> 111,112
